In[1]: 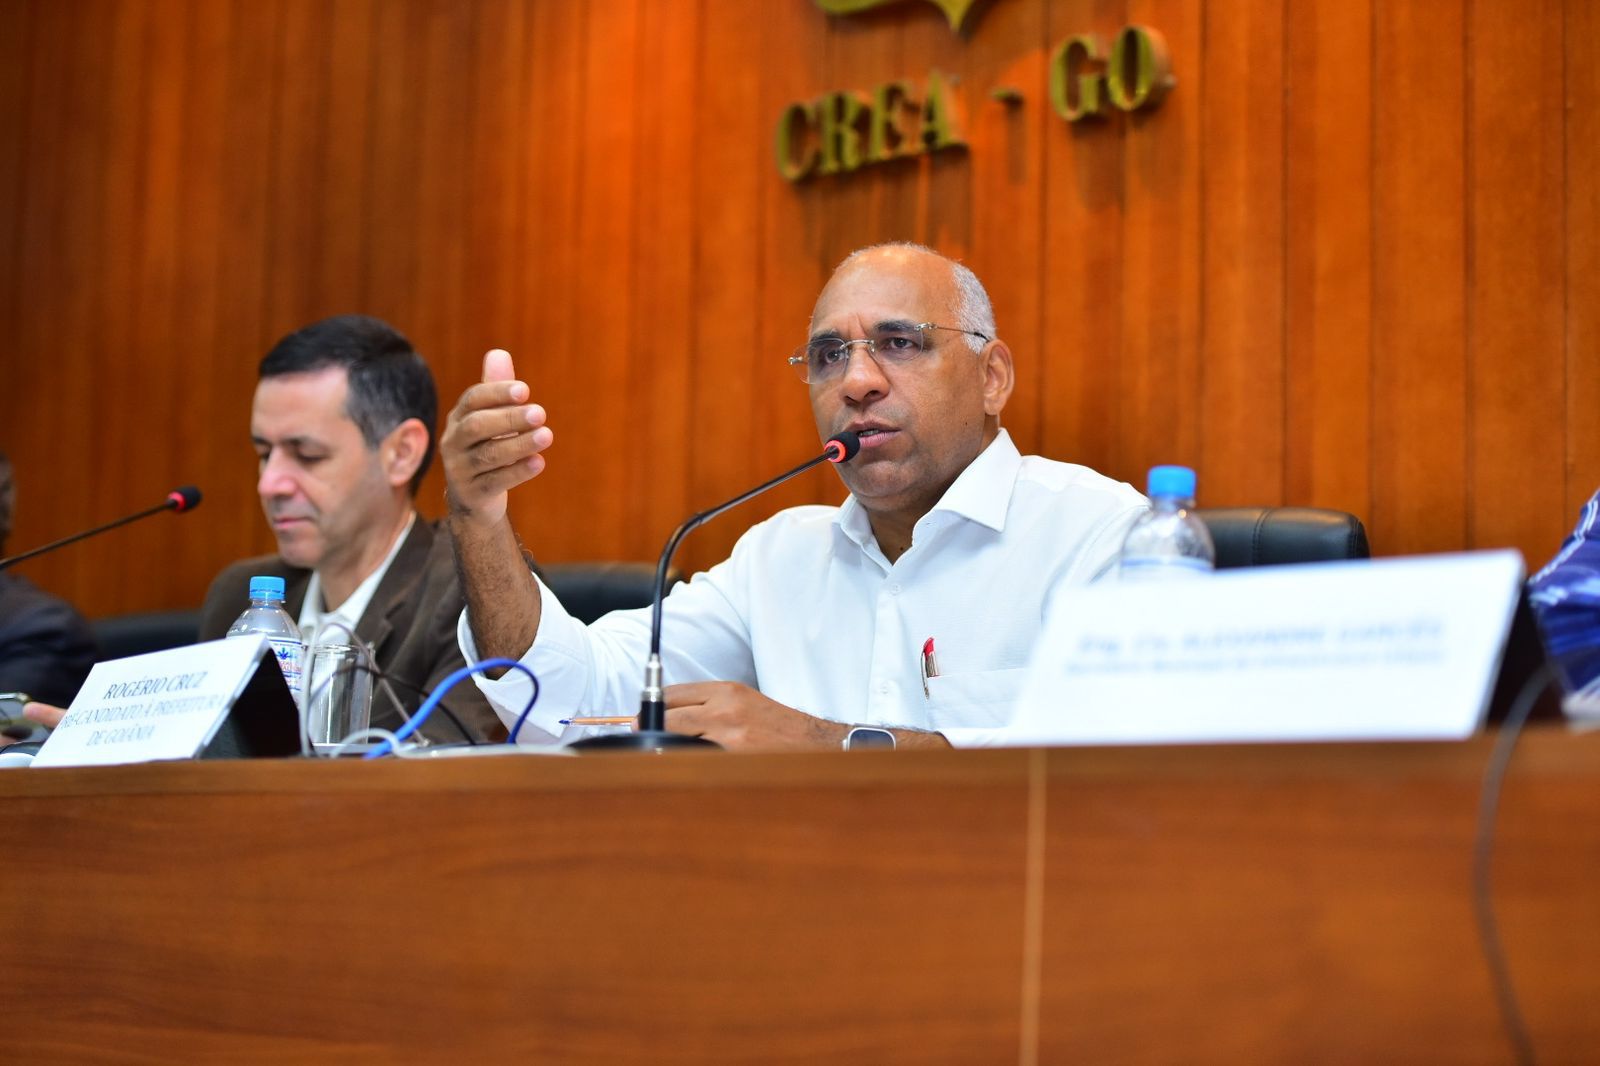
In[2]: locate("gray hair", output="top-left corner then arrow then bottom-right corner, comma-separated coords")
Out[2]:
834,242 -> 996,353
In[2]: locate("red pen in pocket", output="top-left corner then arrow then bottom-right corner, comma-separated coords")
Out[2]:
921,637 -> 939,698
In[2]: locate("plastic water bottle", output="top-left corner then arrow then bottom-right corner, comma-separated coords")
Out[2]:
1119,465 -> 1215,580
226,575 -> 304,703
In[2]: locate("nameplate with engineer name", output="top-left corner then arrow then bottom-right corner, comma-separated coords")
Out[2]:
32,637 -> 277,767
1007,550 -> 1526,746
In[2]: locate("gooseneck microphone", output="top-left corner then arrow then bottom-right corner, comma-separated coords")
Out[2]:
0,486 -> 202,572
569,432 -> 860,753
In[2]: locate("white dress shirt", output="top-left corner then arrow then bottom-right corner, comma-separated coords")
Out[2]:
461,431 -> 1147,746
299,512 -> 416,647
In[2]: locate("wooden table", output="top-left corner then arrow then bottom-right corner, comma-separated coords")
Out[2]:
4,731 -> 1597,1063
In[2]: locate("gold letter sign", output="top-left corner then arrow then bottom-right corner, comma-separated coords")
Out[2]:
776,71 -> 966,183
1049,26 -> 1172,123
814,0 -> 981,34
779,20 -> 1174,179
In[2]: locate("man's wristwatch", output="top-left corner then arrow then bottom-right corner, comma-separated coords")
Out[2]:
843,726 -> 896,751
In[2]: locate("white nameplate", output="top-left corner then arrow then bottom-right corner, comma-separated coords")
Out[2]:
1006,550 -> 1526,746
32,637 -> 274,768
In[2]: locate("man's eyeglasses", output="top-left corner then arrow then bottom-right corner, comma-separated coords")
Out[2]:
787,323 -> 990,385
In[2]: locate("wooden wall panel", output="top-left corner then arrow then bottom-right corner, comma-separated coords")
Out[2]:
168,0 -> 233,585
0,0 -> 1592,622
1039,0 -> 1125,475
205,0 -> 285,569
42,1 -> 126,609
7,5 -> 59,549
687,0 -> 769,570
1468,0 -> 1567,566
1371,0 -> 1468,557
460,0 -> 527,348
1198,0 -> 1285,507
0,0 -> 27,303
1118,0 -> 1203,486
964,0 -> 1049,453
1567,0 -> 1600,528
1284,0 -> 1372,521
627,0 -> 699,558
903,17 -> 970,255
754,2 -> 832,524
504,0 -> 584,560
263,0 -> 330,336
129,2 -> 193,605
363,1 -> 425,334
316,0 -> 377,316
415,0 -> 486,514
569,0 -> 640,562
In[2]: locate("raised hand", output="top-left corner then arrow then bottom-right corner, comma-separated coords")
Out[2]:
441,349 -> 553,526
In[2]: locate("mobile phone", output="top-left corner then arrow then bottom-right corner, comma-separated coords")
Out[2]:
1,692 -> 35,739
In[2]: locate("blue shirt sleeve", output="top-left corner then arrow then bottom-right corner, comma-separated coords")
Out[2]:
1529,490 -> 1600,692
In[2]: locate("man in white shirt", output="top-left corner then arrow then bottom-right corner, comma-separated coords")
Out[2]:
442,244 -> 1146,749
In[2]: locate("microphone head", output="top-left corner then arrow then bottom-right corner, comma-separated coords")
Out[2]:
824,430 -> 861,464
166,486 -> 202,513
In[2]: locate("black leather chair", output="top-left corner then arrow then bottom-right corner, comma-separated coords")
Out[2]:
1195,507 -> 1370,569
89,567 -> 678,660
542,562 -> 683,625
92,609 -> 202,661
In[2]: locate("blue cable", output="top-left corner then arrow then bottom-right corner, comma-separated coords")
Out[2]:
363,657 -> 540,759
506,666 -> 544,745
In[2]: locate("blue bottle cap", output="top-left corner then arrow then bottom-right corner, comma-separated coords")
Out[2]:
248,575 -> 287,601
1147,465 -> 1197,499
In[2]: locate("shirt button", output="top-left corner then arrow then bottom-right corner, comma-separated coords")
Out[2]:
888,583 -> 901,595
878,681 -> 890,694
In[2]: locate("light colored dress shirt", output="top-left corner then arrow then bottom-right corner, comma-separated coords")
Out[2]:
299,512 -> 416,647
461,431 -> 1148,746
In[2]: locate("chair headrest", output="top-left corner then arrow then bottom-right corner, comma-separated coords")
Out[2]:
1195,507 -> 1371,568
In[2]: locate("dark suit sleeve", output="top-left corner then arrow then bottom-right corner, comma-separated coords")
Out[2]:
0,588 -> 98,706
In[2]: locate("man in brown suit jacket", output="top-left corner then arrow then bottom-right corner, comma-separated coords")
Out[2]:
197,517 -> 499,742
200,315 -> 504,744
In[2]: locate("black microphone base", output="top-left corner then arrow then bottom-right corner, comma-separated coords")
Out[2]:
567,730 -> 721,754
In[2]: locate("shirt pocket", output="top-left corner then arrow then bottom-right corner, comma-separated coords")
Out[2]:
925,667 -> 1030,728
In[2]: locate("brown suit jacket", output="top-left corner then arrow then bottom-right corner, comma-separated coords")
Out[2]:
198,517 -> 505,743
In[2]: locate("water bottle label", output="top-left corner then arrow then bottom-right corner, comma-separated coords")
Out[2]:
269,638 -> 303,695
